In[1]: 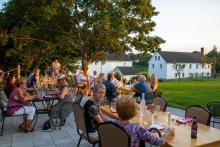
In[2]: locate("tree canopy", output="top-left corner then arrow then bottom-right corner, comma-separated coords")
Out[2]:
0,0 -> 164,74
206,46 -> 220,76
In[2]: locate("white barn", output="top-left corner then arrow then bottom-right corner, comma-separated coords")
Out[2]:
148,49 -> 212,79
88,53 -> 133,76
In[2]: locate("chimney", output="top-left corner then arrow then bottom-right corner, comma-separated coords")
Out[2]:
201,47 -> 204,55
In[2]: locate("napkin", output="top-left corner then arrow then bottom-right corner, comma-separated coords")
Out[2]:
176,118 -> 192,124
149,123 -> 165,130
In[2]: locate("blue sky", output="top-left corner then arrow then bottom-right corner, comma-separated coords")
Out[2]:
1,0 -> 220,54
152,0 -> 220,53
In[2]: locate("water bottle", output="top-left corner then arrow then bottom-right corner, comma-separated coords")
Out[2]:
191,116 -> 198,138
140,93 -> 146,117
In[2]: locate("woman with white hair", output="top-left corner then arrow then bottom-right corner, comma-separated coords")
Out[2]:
83,83 -> 106,138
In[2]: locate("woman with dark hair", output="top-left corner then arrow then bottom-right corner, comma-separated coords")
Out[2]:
5,74 -> 16,97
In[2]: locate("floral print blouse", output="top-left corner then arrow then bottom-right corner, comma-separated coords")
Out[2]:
117,121 -> 164,147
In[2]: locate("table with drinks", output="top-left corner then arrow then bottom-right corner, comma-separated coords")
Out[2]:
29,88 -> 60,128
100,105 -> 220,147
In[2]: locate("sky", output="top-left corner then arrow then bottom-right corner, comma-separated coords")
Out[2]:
1,0 -> 220,54
151,0 -> 220,54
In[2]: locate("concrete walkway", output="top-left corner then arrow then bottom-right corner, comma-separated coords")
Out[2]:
0,106 -> 219,147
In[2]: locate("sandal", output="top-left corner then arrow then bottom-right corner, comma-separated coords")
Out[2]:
24,127 -> 34,133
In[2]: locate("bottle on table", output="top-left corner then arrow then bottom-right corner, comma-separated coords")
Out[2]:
191,116 -> 198,138
140,93 -> 146,117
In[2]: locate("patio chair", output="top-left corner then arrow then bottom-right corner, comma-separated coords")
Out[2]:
185,105 -> 211,125
98,122 -> 130,147
73,104 -> 99,147
207,102 -> 220,127
0,96 -> 27,136
49,101 -> 74,130
73,92 -> 84,104
152,97 -> 167,112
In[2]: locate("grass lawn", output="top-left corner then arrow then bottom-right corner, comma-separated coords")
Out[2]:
159,79 -> 220,109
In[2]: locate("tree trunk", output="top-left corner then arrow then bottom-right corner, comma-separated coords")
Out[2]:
81,58 -> 90,95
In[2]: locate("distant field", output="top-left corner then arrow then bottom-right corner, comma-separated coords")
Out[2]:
159,79 -> 220,109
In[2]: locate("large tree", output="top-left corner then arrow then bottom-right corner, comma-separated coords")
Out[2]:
1,0 -> 164,75
71,0 -> 165,74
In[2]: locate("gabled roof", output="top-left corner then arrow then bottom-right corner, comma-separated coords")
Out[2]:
116,66 -> 138,75
159,51 -> 208,63
106,53 -> 132,61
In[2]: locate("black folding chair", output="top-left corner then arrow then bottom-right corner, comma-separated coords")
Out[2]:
0,96 -> 27,136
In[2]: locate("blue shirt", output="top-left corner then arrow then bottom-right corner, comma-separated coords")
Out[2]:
134,81 -> 152,101
103,80 -> 117,100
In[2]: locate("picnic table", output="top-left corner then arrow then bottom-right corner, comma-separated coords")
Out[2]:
100,105 -> 220,147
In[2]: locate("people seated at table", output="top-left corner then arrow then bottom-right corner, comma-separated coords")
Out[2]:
115,96 -> 172,147
27,69 -> 40,88
82,83 -> 106,138
75,69 -> 87,94
132,75 -> 153,104
50,77 -> 72,126
103,73 -> 117,103
4,74 -> 16,97
89,70 -> 98,96
7,78 -> 36,132
150,74 -> 158,92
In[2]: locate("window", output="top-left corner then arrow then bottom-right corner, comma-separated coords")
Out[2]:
155,56 -> 157,61
207,72 -> 210,76
189,64 -> 192,69
182,73 -> 184,77
202,64 -> 204,69
158,56 -> 160,61
152,64 -> 154,69
196,72 -> 198,77
175,73 -> 178,78
196,64 -> 199,69
160,64 -> 162,69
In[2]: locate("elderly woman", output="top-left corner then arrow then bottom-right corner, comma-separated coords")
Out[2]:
7,78 -> 36,132
50,77 -> 72,125
83,83 -> 106,138
116,96 -> 172,147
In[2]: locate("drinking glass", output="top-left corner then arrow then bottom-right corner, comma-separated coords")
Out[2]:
152,113 -> 158,123
110,101 -> 116,110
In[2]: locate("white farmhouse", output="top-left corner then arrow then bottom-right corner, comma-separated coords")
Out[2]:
88,53 -> 133,76
148,48 -> 212,79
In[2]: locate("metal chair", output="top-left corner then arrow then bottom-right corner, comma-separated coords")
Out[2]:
49,101 -> 73,130
152,97 -> 167,112
0,96 -> 27,136
207,102 -> 220,127
73,104 -> 99,147
98,122 -> 131,147
185,105 -> 211,125
73,92 -> 84,104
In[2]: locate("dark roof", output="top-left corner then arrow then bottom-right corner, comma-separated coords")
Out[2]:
116,66 -> 138,75
159,51 -> 207,63
106,53 -> 132,61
